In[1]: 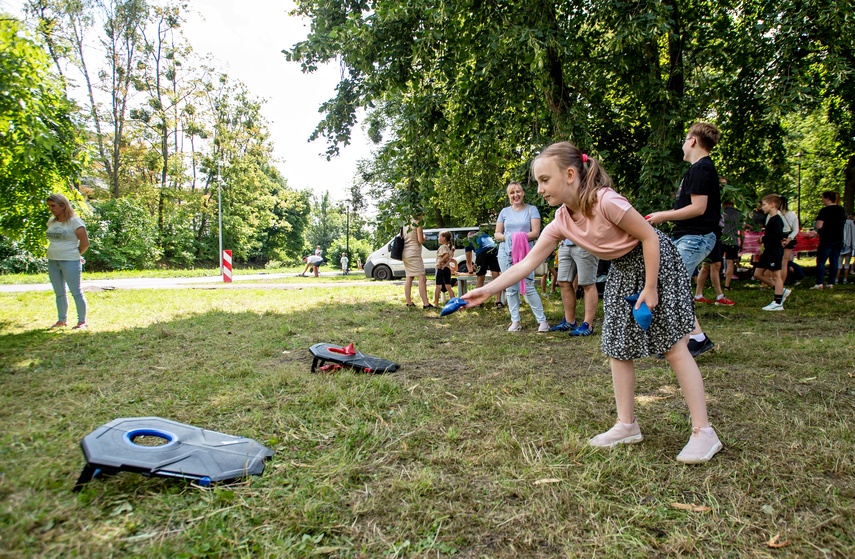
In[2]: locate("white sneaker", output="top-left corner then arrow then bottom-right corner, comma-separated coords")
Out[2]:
677,427 -> 723,464
589,420 -> 643,448
781,288 -> 792,303
762,301 -> 784,311
537,321 -> 550,333
810,284 -> 824,290
507,321 -> 522,332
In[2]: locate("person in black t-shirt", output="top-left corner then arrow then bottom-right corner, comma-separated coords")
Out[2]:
753,194 -> 790,310
647,122 -> 721,358
809,191 -> 847,289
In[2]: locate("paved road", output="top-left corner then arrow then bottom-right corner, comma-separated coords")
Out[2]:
0,272 -> 382,293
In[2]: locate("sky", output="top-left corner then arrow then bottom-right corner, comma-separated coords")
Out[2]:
1,0 -> 373,203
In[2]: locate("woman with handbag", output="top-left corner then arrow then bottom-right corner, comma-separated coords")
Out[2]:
402,215 -> 432,308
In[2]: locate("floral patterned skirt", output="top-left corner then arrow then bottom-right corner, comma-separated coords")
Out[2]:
601,230 -> 695,360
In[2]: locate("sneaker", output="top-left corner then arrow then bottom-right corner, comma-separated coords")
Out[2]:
49,321 -> 67,329
72,322 -> 88,330
538,321 -> 550,333
549,318 -> 577,332
694,296 -> 715,304
810,284 -> 824,290
589,420 -> 643,448
676,426 -> 723,464
714,296 -> 736,306
781,288 -> 792,304
507,321 -> 521,332
827,284 -> 834,289
569,322 -> 594,336
762,301 -> 784,311
687,336 -> 714,358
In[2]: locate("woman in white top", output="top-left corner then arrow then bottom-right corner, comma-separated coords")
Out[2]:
45,194 -> 89,329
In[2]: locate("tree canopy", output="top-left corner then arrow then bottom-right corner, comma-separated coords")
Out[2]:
1,1 -> 323,269
0,16 -> 86,252
286,0 -> 855,231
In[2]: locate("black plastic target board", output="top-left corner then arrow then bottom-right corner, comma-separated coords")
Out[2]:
74,417 -> 274,491
308,343 -> 399,374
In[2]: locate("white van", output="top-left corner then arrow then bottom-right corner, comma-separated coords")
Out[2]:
364,227 -> 480,280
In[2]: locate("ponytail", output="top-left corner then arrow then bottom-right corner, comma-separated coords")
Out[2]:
533,142 -> 613,216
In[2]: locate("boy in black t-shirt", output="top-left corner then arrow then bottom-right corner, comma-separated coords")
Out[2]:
753,194 -> 790,311
647,122 -> 722,357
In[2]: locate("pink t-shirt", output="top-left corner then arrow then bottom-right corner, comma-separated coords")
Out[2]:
541,188 -> 640,260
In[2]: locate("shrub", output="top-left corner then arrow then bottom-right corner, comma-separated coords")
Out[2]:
85,198 -> 162,270
0,236 -> 47,274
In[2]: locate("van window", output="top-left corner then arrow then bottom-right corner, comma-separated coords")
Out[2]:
423,230 -> 440,252
452,230 -> 476,250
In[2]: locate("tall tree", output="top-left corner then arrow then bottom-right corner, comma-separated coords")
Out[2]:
287,0 -> 853,226
0,16 -> 86,252
26,0 -> 149,199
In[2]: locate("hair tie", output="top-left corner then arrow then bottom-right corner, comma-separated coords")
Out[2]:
581,154 -> 589,163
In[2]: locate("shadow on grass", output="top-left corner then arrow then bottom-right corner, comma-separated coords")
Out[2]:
1,288 -> 854,558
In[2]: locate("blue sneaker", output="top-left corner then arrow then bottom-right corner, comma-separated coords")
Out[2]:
570,322 -> 594,336
550,318 -> 577,332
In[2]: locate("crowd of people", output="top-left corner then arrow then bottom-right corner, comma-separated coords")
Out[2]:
393,122 -> 853,465
43,120 -> 853,466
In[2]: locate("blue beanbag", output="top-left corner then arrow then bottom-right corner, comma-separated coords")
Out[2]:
624,293 -> 652,331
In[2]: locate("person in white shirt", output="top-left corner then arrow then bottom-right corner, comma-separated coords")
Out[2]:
45,193 -> 89,330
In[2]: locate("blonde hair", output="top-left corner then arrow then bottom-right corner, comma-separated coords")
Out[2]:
533,142 -> 613,217
687,122 -> 721,151
46,193 -> 76,222
762,193 -> 782,208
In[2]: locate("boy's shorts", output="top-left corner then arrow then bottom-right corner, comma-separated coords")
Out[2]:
722,243 -> 740,261
673,232 -> 716,279
702,239 -> 724,265
474,247 -> 501,276
557,244 -> 599,285
757,248 -> 783,271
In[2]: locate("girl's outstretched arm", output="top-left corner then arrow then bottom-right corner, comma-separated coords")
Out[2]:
617,207 -> 661,310
461,239 -> 557,308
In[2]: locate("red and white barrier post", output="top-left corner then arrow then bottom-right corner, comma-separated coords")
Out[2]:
222,250 -> 232,283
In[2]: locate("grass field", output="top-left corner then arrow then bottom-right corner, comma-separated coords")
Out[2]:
1,275 -> 853,558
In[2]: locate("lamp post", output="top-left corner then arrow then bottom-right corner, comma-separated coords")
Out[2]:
795,152 -> 805,226
217,163 -> 223,276
344,199 -> 351,270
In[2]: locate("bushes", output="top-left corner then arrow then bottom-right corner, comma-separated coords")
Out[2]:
0,236 -> 47,274
84,198 -> 162,271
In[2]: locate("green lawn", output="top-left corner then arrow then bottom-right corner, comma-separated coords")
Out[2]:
1,278 -> 852,558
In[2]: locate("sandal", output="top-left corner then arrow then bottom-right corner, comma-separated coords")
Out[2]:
423,304 -> 435,309
495,301 -> 505,309
406,302 -> 416,308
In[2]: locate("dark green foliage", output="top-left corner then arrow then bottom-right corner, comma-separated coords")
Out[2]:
85,198 -> 162,270
287,0 -> 855,227
0,236 -> 48,274
0,17 -> 86,253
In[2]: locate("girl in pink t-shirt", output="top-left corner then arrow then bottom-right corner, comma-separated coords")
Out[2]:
461,141 -> 722,464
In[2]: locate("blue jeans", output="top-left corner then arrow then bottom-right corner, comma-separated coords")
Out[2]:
672,232 -> 717,280
498,248 -> 547,324
48,259 -> 87,323
815,242 -> 843,286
